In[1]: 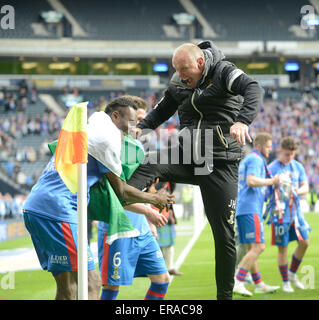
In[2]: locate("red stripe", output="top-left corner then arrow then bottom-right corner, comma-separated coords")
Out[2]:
292,222 -> 304,241
101,232 -> 109,286
146,290 -> 165,298
61,222 -> 78,271
271,223 -> 275,245
253,214 -> 261,243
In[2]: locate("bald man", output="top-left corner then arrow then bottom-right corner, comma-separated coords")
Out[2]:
128,41 -> 264,300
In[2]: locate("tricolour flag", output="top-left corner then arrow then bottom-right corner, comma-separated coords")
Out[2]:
55,102 -> 88,194
88,134 -> 145,244
48,110 -> 145,245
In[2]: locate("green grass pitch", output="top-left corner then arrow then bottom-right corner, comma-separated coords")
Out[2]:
0,212 -> 318,300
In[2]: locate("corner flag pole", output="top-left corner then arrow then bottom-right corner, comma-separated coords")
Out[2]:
77,162 -> 88,300
54,102 -> 89,300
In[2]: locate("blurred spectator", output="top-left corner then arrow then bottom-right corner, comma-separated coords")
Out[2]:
1,83 -> 318,200
4,193 -> 13,219
30,86 -> 38,104
0,192 -> 26,220
265,86 -> 278,101
250,89 -> 319,193
0,88 -> 5,108
181,185 -> 193,220
0,193 -> 5,220
155,182 -> 183,276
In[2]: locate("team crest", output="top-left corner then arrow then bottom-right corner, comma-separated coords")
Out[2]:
111,266 -> 121,280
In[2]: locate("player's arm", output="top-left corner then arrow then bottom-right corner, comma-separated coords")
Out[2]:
134,89 -> 178,138
124,203 -> 168,227
246,174 -> 280,187
295,181 -> 309,196
105,171 -> 174,211
295,163 -> 309,196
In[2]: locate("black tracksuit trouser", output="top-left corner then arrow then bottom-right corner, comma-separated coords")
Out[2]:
127,149 -> 239,300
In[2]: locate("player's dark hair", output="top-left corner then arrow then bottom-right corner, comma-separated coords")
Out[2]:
121,95 -> 147,110
280,136 -> 298,151
104,96 -> 137,116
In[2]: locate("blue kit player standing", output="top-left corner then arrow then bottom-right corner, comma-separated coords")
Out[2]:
97,179 -> 170,301
233,132 -> 280,297
266,137 -> 310,293
98,95 -> 170,301
23,97 -> 172,300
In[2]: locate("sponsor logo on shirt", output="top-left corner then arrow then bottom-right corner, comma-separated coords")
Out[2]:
50,255 -> 68,265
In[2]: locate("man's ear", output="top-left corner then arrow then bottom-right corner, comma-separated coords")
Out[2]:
197,57 -> 205,70
112,110 -> 120,121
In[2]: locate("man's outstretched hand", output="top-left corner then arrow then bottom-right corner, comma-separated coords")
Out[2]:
153,188 -> 175,212
230,122 -> 252,146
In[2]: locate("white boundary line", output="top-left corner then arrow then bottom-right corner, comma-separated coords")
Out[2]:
170,218 -> 207,283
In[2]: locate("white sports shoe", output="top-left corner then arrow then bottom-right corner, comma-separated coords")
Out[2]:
233,281 -> 253,297
282,281 -> 294,293
289,271 -> 305,289
254,283 -> 280,294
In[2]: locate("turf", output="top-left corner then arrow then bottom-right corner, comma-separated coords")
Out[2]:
0,213 -> 318,300
166,211 -> 319,300
0,235 -> 34,251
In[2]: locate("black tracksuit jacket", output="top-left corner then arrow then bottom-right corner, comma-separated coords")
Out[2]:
137,40 -> 264,163
129,41 -> 264,300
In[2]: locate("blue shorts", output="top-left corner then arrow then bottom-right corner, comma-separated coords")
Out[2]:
97,229 -> 167,286
23,211 -> 95,276
271,221 -> 309,247
236,214 -> 265,244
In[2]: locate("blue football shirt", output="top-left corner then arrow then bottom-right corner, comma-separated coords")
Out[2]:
268,159 -> 307,223
24,154 -> 109,223
236,150 -> 268,216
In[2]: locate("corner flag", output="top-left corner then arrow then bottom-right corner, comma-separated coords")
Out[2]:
55,102 -> 88,194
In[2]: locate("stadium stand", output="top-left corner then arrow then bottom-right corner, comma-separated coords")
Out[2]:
0,0 -> 314,41
0,83 -> 63,193
2,81 -> 319,197
0,0 -> 57,39
62,0 -> 186,40
196,0 -> 313,41
250,87 -> 319,193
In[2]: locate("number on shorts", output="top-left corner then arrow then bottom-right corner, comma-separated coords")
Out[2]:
275,225 -> 285,236
113,252 -> 121,267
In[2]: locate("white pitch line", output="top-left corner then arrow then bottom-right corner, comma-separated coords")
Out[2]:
170,219 -> 207,283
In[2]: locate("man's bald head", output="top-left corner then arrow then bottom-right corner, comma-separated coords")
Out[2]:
172,43 -> 204,64
172,43 -> 205,89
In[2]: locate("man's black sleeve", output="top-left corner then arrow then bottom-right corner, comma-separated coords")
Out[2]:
222,65 -> 264,125
137,89 -> 179,130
